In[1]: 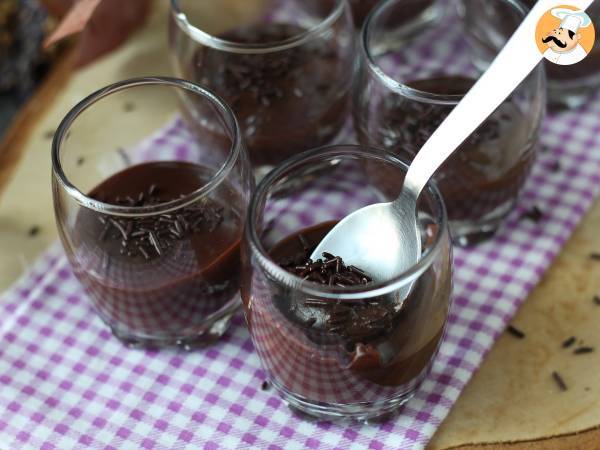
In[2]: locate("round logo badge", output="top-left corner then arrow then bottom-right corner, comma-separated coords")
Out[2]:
535,5 -> 595,65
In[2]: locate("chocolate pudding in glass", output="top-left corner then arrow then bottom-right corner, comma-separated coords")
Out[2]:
354,0 -> 545,245
52,78 -> 253,348
169,0 -> 355,170
242,145 -> 452,421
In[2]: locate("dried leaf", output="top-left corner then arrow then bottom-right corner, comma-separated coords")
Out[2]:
43,0 -> 103,48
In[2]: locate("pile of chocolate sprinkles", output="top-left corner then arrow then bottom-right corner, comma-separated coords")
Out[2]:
280,233 -> 373,287
199,25 -> 304,109
375,77 -> 506,156
95,184 -> 223,261
284,250 -> 373,287
278,236 -> 397,340
197,24 -> 337,112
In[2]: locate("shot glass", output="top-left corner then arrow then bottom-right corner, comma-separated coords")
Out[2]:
241,145 -> 452,421
51,77 -> 253,348
354,0 -> 546,245
169,0 -> 355,170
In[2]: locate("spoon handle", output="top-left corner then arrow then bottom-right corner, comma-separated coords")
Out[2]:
400,0 -> 595,200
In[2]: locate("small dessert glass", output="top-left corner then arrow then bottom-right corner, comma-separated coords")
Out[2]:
354,0 -> 546,246
242,145 -> 452,421
169,0 -> 355,171
51,77 -> 253,349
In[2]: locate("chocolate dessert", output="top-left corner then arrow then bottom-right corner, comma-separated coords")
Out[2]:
356,75 -> 538,222
69,161 -> 243,339
187,24 -> 352,167
243,221 -> 448,403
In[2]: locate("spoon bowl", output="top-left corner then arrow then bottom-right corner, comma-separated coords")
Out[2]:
311,188 -> 420,287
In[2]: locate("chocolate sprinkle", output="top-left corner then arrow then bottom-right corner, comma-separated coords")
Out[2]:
562,336 -> 576,348
549,160 -> 561,173
573,346 -> 594,355
506,325 -> 525,339
261,380 -> 270,391
521,206 -> 544,223
123,101 -> 136,112
76,157 -> 85,167
28,226 -> 40,237
43,130 -> 55,140
589,253 -> 600,261
552,371 -> 567,391
593,295 -> 600,306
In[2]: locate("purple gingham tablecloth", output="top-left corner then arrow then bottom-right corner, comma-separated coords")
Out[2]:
1,93 -> 599,449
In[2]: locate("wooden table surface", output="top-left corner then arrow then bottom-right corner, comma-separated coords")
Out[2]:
0,2 -> 598,448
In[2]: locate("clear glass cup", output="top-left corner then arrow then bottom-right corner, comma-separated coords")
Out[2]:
354,0 -> 546,246
241,145 -> 452,421
522,0 -> 600,108
169,0 -> 355,171
51,77 -> 254,349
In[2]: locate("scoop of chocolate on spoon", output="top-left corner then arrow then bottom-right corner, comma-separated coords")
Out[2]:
311,1 -> 595,289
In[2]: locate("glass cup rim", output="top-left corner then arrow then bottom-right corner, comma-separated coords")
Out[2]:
245,144 -> 450,300
170,0 -> 347,54
51,76 -> 243,218
361,0 -> 530,105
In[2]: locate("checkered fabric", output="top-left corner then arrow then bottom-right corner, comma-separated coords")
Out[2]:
1,91 -> 599,448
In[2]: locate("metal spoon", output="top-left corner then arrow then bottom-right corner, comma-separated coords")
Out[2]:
311,1 -> 594,283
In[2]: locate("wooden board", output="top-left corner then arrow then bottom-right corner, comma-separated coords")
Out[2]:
0,1 -> 598,448
430,200 -> 600,449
